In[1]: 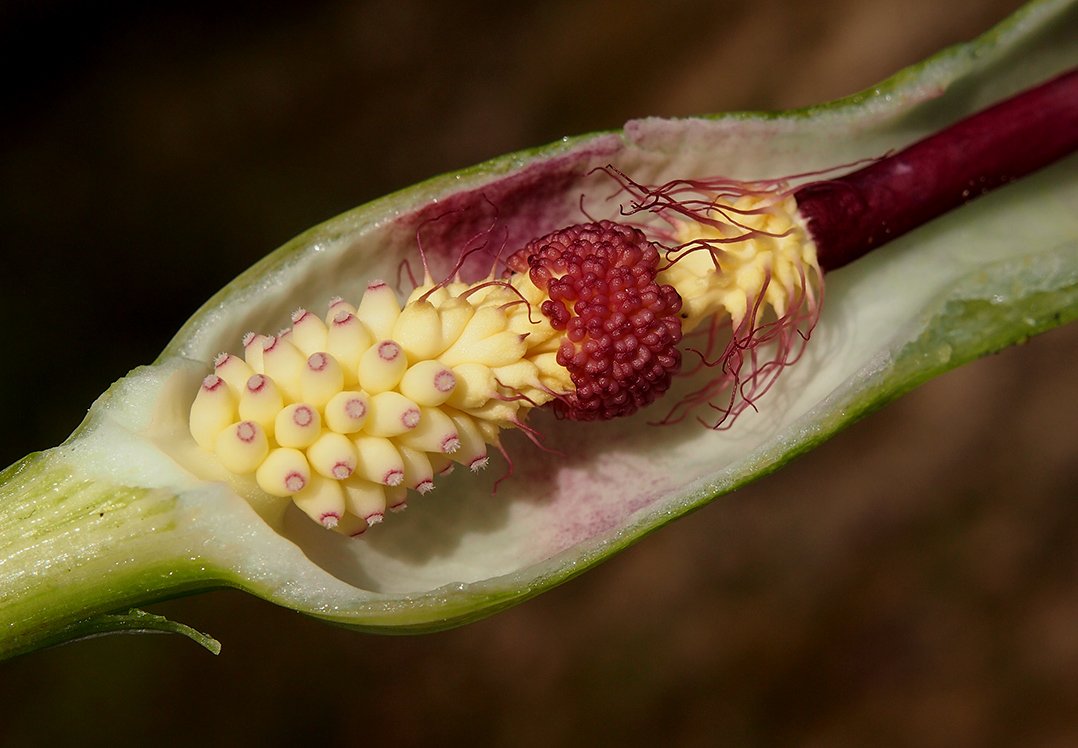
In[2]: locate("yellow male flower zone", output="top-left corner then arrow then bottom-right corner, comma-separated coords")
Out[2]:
190,177 -> 821,534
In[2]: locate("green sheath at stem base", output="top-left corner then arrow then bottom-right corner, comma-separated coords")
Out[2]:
0,452 -> 219,660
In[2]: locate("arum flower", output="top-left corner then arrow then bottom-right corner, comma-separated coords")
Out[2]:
1,0 -> 1075,660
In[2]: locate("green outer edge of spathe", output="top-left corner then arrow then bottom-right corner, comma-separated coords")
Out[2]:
31,610 -> 221,658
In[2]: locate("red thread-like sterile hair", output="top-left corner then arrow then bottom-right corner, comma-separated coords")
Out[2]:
591,165 -> 824,430
506,220 -> 683,421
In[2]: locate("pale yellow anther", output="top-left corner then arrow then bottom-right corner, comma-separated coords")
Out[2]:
530,351 -> 573,392
189,374 -> 236,450
435,295 -> 476,345
473,415 -> 501,446
300,352 -> 344,407
445,409 -> 488,470
213,353 -> 255,394
358,340 -> 407,394
261,336 -> 306,401
326,312 -> 373,386
399,360 -> 456,406
332,512 -> 369,538
323,390 -> 369,434
446,363 -> 497,410
660,193 -> 820,333
452,280 -> 498,305
363,391 -> 421,437
242,332 -> 272,373
386,486 -> 408,512
438,306 -> 517,366
292,474 -> 346,529
428,452 -> 454,477
504,306 -> 553,343
398,445 -> 434,493
351,434 -> 405,486
407,283 -> 448,305
392,299 -> 443,362
459,398 -> 522,427
256,447 -> 311,497
290,308 -> 329,356
456,304 -> 508,339
442,330 -> 529,368
395,406 -> 460,454
274,403 -> 321,448
490,360 -> 540,393
214,421 -> 269,475
356,281 -> 401,340
325,296 -> 356,319
724,291 -> 750,327
306,431 -> 358,480
238,374 -> 285,431
343,478 -> 387,523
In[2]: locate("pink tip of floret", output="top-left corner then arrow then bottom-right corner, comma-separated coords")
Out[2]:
246,374 -> 266,393
367,280 -> 388,291
383,469 -> 404,486
441,434 -> 461,454
320,512 -> 340,529
292,406 -> 314,427
365,512 -> 384,525
332,462 -> 353,480
332,310 -> 353,326
434,369 -> 456,392
378,341 -> 400,361
389,502 -> 408,514
242,331 -> 257,348
213,352 -> 232,368
284,471 -> 306,493
236,421 -> 257,443
291,308 -> 309,324
469,456 -> 489,472
401,408 -> 420,429
201,374 -> 223,391
345,398 -> 367,419
307,352 -> 328,371
416,479 -> 434,494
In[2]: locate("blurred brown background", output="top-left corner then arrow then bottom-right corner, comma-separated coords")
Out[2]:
2,0 -> 1076,745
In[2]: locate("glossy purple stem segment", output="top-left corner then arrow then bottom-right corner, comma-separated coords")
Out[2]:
796,68 -> 1078,272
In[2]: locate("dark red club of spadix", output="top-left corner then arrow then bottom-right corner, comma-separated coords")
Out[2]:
797,68 -> 1078,271
506,221 -> 683,421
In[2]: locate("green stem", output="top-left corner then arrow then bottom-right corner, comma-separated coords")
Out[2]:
0,450 -> 218,660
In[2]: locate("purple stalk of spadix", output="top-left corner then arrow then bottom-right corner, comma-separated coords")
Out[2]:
796,68 -> 1078,272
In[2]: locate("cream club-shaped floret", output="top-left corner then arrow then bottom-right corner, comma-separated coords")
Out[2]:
190,276 -> 572,535
191,176 -> 823,534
